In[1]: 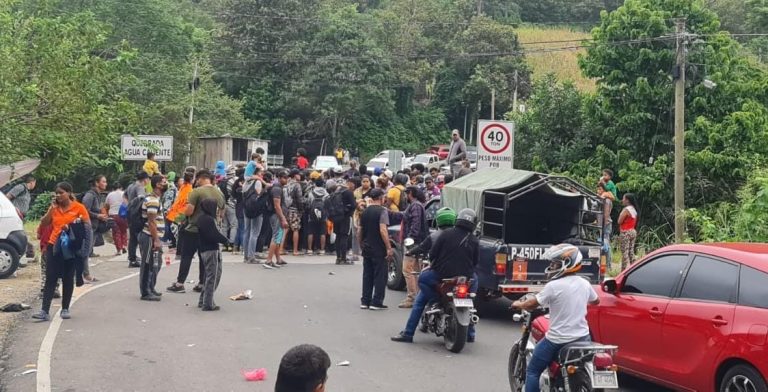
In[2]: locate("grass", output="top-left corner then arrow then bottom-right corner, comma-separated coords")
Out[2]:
517,26 -> 596,92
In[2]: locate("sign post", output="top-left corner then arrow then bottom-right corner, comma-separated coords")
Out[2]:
121,135 -> 174,161
476,120 -> 514,170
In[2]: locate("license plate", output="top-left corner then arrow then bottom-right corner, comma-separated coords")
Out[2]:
453,298 -> 474,307
591,370 -> 619,389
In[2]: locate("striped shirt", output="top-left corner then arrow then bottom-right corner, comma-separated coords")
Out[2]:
142,195 -> 165,236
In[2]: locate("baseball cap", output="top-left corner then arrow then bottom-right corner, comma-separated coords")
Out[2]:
384,170 -> 393,178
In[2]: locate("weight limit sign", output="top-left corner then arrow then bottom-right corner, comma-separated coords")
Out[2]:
477,120 -> 514,170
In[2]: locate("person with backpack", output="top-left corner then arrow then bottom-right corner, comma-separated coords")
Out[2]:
138,175 -> 167,302
33,182 -> 92,321
395,187 -> 428,308
282,169 -> 305,257
232,166 -> 246,254
167,169 -> 224,293
305,178 -> 329,256
80,175 -> 109,283
242,167 -> 268,263
218,166 -> 238,252
124,172 -> 150,267
326,176 -> 356,265
386,174 -> 409,213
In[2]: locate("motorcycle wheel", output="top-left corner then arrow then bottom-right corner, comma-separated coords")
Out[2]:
508,342 -> 526,392
443,312 -> 468,353
569,370 -> 593,392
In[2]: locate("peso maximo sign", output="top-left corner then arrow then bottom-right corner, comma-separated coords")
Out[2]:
121,135 -> 174,161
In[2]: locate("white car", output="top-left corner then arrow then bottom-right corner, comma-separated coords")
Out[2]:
0,192 -> 28,278
407,153 -> 441,169
312,156 -> 339,172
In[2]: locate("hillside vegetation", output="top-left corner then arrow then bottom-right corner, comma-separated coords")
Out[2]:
517,26 -> 596,92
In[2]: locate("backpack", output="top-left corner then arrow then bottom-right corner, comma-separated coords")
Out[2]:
397,186 -> 408,211
325,191 -> 346,221
309,194 -> 327,223
243,182 -> 267,219
284,182 -> 302,209
219,180 -> 230,202
127,196 -> 147,231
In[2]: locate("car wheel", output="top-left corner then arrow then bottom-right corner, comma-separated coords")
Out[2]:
386,245 -> 406,291
721,364 -> 768,392
0,242 -> 20,279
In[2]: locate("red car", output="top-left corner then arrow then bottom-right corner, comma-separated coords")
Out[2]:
588,243 -> 768,392
428,144 -> 450,160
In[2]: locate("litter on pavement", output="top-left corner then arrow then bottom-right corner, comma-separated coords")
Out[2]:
19,369 -> 37,376
328,272 -> 336,275
229,290 -> 253,301
241,368 -> 267,381
336,360 -> 351,367
1,303 -> 31,312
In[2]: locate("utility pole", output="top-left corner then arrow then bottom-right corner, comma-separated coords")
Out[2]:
674,19 -> 686,243
491,88 -> 496,119
477,0 -> 483,15
512,70 -> 519,113
186,60 -> 199,165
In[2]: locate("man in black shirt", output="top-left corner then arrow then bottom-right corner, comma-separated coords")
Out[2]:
391,208 -> 479,343
264,171 -> 290,269
358,188 -> 393,310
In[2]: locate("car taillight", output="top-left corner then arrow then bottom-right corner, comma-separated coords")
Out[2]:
593,352 -> 614,369
495,252 -> 507,275
456,284 -> 469,298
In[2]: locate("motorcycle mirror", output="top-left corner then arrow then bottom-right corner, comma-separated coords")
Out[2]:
404,238 -> 415,247
602,279 -> 618,294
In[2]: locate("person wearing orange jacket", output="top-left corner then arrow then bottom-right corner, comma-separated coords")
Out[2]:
166,171 -> 194,260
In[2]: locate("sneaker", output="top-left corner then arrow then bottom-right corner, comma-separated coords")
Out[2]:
255,252 -> 269,259
306,250 -> 314,256
277,260 -> 288,266
369,304 -> 388,311
166,283 -> 186,293
141,295 -> 161,302
192,284 -> 203,293
32,310 -> 49,321
129,261 -> 140,268
398,302 -> 414,309
262,263 -> 275,270
390,332 -> 413,343
335,259 -> 342,265
342,260 -> 355,265
60,309 -> 71,319
201,305 -> 220,311
360,304 -> 370,309
151,290 -> 163,297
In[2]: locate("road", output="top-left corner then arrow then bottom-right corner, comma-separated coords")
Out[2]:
1,252 -> 670,392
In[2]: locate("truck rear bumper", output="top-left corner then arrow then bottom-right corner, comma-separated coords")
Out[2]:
498,284 -> 544,294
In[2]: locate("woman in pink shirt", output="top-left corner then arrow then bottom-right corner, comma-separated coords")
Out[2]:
617,193 -> 638,271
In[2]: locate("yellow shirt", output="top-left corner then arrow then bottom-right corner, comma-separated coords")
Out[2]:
143,159 -> 160,176
387,185 -> 404,212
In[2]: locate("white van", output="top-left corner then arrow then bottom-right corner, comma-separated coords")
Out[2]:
0,192 -> 29,278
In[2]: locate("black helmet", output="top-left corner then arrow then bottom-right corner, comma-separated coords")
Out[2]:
455,208 -> 477,231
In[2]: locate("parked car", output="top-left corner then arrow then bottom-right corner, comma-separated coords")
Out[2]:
312,156 -> 339,172
466,145 -> 477,163
367,150 -> 406,174
428,144 -> 450,160
405,153 -> 441,170
589,243 -> 768,392
0,191 -> 29,279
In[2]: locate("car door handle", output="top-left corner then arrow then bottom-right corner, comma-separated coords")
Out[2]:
711,317 -> 729,326
648,308 -> 663,317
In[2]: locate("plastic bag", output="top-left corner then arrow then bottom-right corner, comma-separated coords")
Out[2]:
241,368 -> 267,381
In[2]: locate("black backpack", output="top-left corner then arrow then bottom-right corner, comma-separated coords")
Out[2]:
219,180 -> 230,202
309,194 -> 327,223
397,186 -> 408,211
325,191 -> 346,221
243,183 -> 264,219
127,196 -> 147,231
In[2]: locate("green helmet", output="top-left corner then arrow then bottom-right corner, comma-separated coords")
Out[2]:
435,207 -> 457,228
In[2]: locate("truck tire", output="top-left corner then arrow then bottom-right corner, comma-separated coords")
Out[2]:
0,242 -> 20,279
387,245 -> 406,290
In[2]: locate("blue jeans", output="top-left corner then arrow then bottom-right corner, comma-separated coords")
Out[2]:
525,335 -> 591,392
403,270 -> 477,339
235,217 -> 244,247
603,223 -> 613,269
243,215 -> 263,259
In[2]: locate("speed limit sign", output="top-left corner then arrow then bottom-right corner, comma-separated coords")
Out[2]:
477,120 -> 514,170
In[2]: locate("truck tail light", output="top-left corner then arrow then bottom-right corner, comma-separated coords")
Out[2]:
495,252 -> 507,275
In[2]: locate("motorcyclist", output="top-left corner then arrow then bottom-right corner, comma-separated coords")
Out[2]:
391,208 -> 479,343
511,244 -> 600,392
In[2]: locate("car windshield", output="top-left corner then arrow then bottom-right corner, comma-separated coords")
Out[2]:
315,157 -> 337,169
367,160 -> 386,169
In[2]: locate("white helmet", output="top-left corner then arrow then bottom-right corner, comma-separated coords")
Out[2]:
542,244 -> 583,280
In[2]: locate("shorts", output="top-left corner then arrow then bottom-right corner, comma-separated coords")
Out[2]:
288,208 -> 302,231
306,219 -> 327,236
270,214 -> 284,245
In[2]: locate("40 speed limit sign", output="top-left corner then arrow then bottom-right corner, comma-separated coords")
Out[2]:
477,120 -> 514,170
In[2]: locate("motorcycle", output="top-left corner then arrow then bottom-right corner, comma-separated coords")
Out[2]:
508,294 -> 619,392
404,238 -> 479,354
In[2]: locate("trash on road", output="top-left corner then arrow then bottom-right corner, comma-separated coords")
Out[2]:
328,272 -> 335,275
303,305 -> 308,309
241,368 -> 267,381
1,303 -> 31,312
19,369 -> 37,376
336,360 -> 350,367
229,290 -> 253,301
187,344 -> 196,347
24,364 -> 36,368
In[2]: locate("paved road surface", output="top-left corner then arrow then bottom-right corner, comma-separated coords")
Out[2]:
2,252 -> 670,392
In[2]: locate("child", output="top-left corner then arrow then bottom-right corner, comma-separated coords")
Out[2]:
601,169 -> 618,201
197,198 -> 229,311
